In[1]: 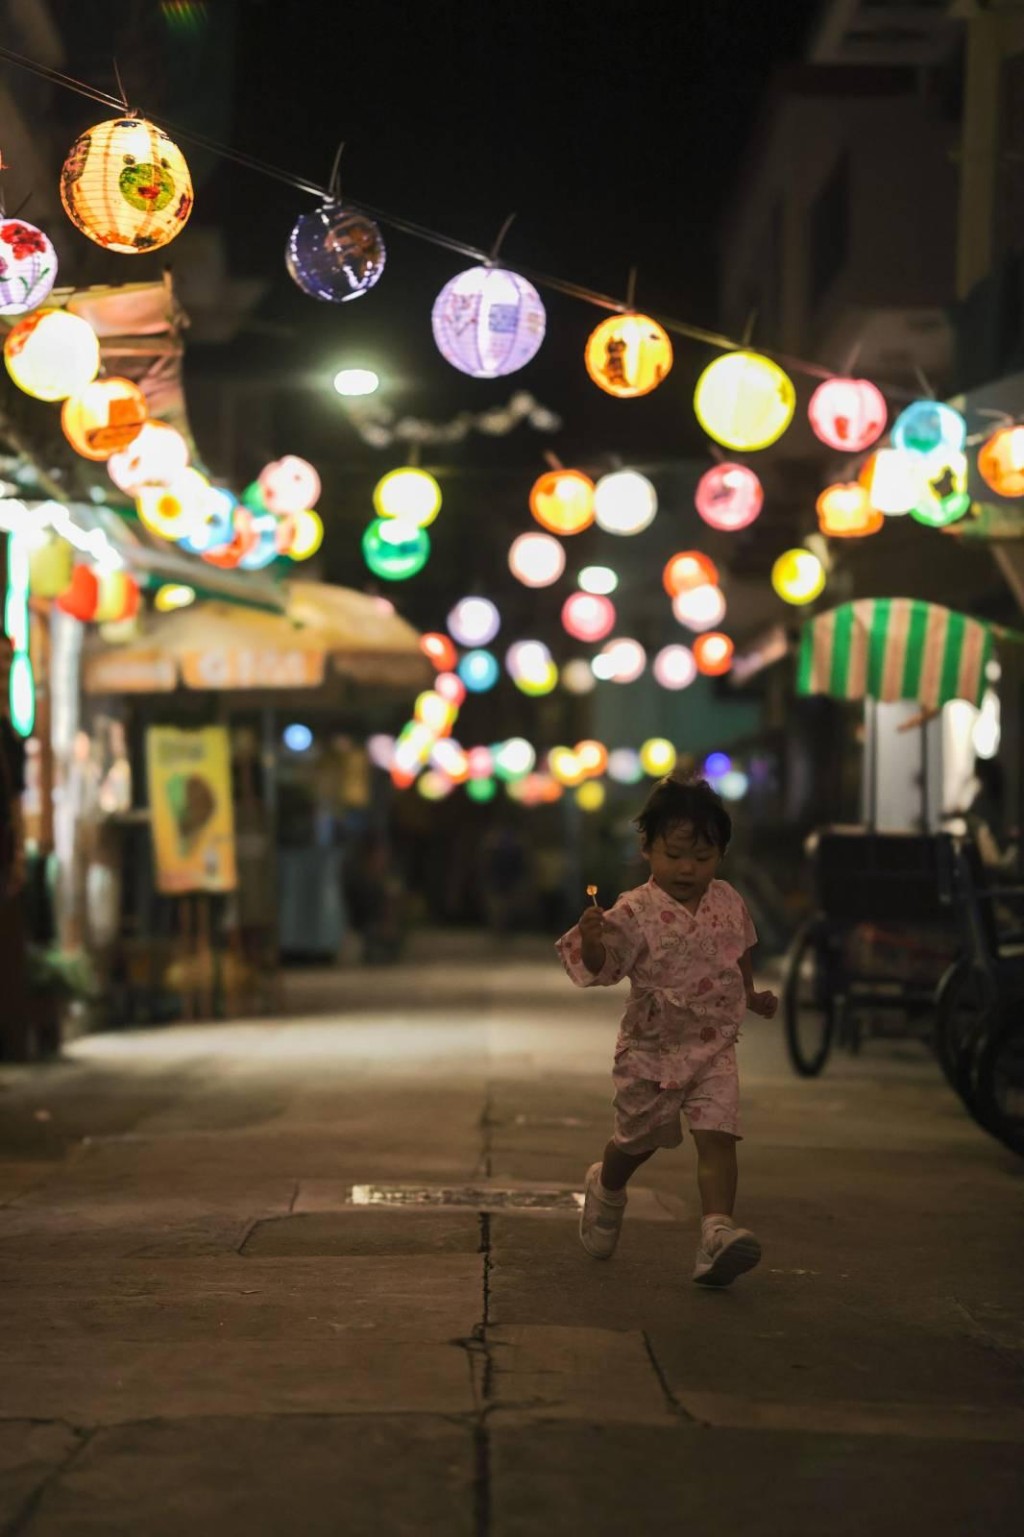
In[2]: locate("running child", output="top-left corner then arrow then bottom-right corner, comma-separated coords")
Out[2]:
556,775 -> 778,1286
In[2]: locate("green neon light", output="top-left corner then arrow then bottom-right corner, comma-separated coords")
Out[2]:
4,532 -> 35,738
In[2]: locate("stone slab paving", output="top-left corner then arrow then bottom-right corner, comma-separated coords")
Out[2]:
0,943 -> 1021,1533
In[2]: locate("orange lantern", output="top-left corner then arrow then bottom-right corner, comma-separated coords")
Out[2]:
978,426 -> 1024,499
662,550 -> 718,598
574,740 -> 609,777
585,312 -> 673,398
529,469 -> 595,535
693,632 -> 734,676
815,482 -> 884,538
62,377 -> 148,461
56,565 -> 100,621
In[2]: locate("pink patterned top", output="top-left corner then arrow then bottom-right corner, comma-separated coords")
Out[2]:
556,878 -> 757,1088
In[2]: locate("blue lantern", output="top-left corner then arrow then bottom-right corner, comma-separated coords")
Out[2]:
891,401 -> 966,458
239,512 -> 281,570
286,203 -> 386,303
432,265 -> 546,378
458,649 -> 500,693
179,486 -> 237,555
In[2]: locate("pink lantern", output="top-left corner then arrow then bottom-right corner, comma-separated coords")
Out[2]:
672,583 -> 727,632
467,746 -> 494,780
561,592 -> 616,642
807,377 -> 887,453
694,464 -> 763,532
258,455 -> 321,514
435,671 -> 467,706
653,645 -> 697,690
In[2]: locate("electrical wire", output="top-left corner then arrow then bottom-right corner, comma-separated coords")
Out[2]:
0,43 -> 900,389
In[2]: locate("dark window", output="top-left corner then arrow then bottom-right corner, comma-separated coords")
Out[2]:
809,151 -> 850,308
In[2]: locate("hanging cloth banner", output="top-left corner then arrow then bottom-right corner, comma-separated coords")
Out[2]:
796,598 -> 996,710
146,725 -> 237,894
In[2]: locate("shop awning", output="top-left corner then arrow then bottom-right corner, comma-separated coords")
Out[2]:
83,580 -> 430,695
797,598 -> 1001,709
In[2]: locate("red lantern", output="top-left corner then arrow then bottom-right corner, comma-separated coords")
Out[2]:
693,632 -> 734,676
978,426 -> 1024,499
56,565 -> 100,621
420,632 -> 458,671
202,507 -> 257,569
662,550 -> 718,599
808,378 -> 887,453
694,464 -> 763,532
816,482 -> 884,538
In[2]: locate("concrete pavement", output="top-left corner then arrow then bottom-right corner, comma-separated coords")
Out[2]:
0,932 -> 1022,1534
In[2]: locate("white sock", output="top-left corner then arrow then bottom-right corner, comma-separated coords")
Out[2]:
596,1175 -> 627,1203
702,1212 -> 734,1237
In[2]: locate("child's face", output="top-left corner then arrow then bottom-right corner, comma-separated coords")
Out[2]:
643,819 -> 722,905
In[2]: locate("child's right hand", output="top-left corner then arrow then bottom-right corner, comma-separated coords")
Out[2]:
579,903 -> 607,941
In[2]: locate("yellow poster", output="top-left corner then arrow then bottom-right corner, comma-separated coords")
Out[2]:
146,726 -> 237,894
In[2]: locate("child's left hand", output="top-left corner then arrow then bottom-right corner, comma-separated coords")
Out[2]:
746,989 -> 778,1019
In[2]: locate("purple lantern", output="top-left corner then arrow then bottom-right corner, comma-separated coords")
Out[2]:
0,220 -> 58,317
694,464 -> 763,532
286,203 -> 385,303
432,265 -> 546,378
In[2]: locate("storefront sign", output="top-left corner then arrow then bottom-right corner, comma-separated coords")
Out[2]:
146,726 -> 237,894
181,647 -> 325,690
84,649 -> 177,694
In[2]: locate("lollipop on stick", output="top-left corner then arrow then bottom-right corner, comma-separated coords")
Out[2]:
586,885 -> 599,906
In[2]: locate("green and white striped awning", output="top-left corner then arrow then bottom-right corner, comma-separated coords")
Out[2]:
797,599 -> 994,709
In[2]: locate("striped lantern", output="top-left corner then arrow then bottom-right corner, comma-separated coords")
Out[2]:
60,117 -> 193,253
432,266 -> 546,377
797,598 -> 994,710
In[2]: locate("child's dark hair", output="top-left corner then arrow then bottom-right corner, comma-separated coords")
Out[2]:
633,776 -> 732,853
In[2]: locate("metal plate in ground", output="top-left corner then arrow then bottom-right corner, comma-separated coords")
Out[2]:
290,1181 -> 687,1223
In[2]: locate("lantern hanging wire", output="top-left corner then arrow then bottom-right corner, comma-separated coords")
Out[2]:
0,41 -> 921,394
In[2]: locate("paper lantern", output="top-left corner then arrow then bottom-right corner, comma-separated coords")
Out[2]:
672,583 -> 727,632
466,747 -> 494,780
561,592 -> 615,642
278,509 -> 324,561
154,584 -> 195,613
560,659 -> 597,695
259,455 -> 321,515
608,748 -> 644,785
909,448 -> 971,528
418,770 -> 455,802
807,377 -> 886,452
62,377 -> 147,461
61,117 -> 193,252
493,738 -> 535,780
694,350 -> 795,451
592,470 -> 658,536
508,532 -> 565,587
585,313 -> 673,398
693,632 -> 734,676
286,202 -> 385,301
421,633 -> 458,671
578,565 -> 618,595
891,400 -> 966,457
4,308 -> 99,401
978,426 -> 1024,498
0,219 -> 58,315
415,690 -> 457,736
858,449 -> 918,516
458,649 -> 500,693
529,469 -> 595,535
506,640 -> 553,685
202,506 -> 258,570
448,597 -> 500,647
577,781 -> 606,813
718,770 -> 749,802
56,565 -> 100,621
431,739 -> 469,782
374,468 -> 442,528
136,468 -> 210,542
653,644 -> 697,690
575,740 -> 609,777
815,482 -> 884,538
239,514 -> 281,571
467,778 -> 497,803
772,549 -> 825,605
362,518 -> 430,580
108,420 -> 189,494
695,464 -> 763,532
592,638 -> 646,684
94,569 -> 140,624
640,738 -> 677,776
432,265 -> 545,377
28,539 -> 73,599
548,747 -> 586,787
514,661 -> 558,697
435,672 -> 467,706
662,550 -> 718,598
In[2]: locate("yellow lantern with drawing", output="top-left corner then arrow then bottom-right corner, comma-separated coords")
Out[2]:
694,350 -> 795,451
772,548 -> 825,606
62,376 -> 148,461
585,312 -> 673,398
60,117 -> 193,253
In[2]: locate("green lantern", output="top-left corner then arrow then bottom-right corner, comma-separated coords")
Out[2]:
361,518 -> 430,581
909,448 -> 971,528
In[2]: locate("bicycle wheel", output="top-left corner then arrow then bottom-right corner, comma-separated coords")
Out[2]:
971,1003 -> 1024,1156
934,960 -> 997,1111
783,917 -> 837,1077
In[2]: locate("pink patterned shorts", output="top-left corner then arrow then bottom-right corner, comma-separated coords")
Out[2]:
611,1046 -> 741,1152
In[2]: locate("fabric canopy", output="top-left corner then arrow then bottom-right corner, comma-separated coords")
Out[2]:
797,598 -> 995,709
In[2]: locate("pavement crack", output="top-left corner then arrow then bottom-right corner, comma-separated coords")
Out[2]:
642,1330 -> 699,1424
1,1425 -> 95,1537
474,1209 -> 494,1535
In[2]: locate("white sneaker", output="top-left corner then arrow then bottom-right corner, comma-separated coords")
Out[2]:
692,1221 -> 761,1287
579,1162 -> 627,1259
